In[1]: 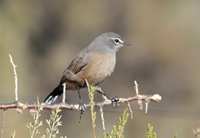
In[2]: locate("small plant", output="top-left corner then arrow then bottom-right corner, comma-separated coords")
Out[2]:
89,86 -> 97,138
44,106 -> 62,138
89,86 -> 97,126
109,108 -> 129,138
27,98 -> 64,138
146,124 -> 157,138
102,131 -> 107,138
11,129 -> 16,138
88,85 -> 129,138
146,124 -> 178,138
26,98 -> 43,138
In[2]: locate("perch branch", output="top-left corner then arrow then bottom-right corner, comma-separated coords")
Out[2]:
0,94 -> 161,111
1,55 -> 162,114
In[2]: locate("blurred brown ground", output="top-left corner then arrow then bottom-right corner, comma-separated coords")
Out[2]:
0,1 -> 200,137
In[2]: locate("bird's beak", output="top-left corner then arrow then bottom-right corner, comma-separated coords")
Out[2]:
123,41 -> 132,46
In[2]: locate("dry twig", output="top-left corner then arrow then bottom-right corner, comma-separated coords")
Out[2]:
9,54 -> 18,102
62,83 -> 66,103
99,106 -> 105,131
127,102 -> 133,119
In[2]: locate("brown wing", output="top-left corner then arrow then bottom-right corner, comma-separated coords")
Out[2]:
60,49 -> 90,83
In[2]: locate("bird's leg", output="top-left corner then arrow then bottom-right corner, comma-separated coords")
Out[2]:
94,86 -> 120,108
62,83 -> 66,104
94,86 -> 109,98
78,88 -> 85,123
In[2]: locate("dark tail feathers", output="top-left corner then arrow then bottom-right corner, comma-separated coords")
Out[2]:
44,85 -> 63,104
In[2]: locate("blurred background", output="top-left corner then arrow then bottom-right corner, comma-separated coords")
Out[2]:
0,1 -> 200,137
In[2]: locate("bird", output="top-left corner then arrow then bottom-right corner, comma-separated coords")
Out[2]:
44,32 -> 132,106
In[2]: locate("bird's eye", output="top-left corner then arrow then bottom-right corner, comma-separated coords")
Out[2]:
114,39 -> 120,44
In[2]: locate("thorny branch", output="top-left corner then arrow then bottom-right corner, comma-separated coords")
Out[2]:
0,55 -> 162,113
0,93 -> 161,111
0,54 -> 162,135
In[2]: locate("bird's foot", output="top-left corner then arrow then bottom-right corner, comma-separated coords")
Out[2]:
78,102 -> 86,123
79,102 -> 86,112
110,96 -> 120,108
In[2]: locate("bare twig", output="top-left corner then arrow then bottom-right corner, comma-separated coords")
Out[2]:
62,83 -> 66,103
127,102 -> 133,119
145,98 -> 150,113
145,102 -> 149,113
1,110 -> 6,138
193,127 -> 200,138
133,80 -> 162,113
99,106 -> 105,131
134,81 -> 139,95
9,54 -> 18,102
134,81 -> 143,110
193,128 -> 197,137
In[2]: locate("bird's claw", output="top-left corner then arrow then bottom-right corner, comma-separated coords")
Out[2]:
110,96 -> 119,108
79,102 -> 86,112
111,96 -> 120,108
